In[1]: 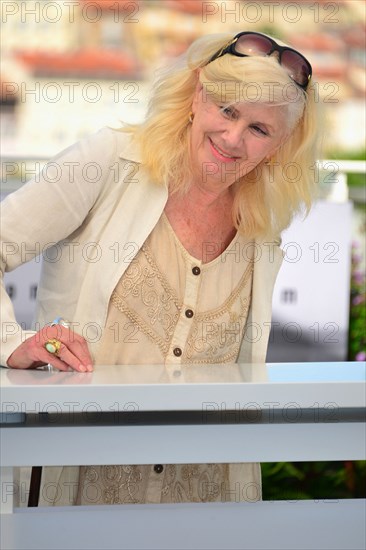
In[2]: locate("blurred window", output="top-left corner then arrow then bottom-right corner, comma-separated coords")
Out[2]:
100,14 -> 123,49
311,52 -> 343,67
0,106 -> 17,138
350,49 -> 366,66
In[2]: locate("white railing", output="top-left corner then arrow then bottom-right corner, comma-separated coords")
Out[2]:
1,157 -> 365,198
1,361 -> 365,550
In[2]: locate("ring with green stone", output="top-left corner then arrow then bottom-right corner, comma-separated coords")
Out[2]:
45,339 -> 62,356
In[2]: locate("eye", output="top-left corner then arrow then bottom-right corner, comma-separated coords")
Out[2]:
250,124 -> 269,137
220,106 -> 238,120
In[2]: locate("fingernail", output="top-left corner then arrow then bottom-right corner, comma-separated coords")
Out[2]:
86,364 -> 93,372
78,364 -> 86,372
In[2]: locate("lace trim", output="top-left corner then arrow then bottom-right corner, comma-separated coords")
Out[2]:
110,244 -> 182,356
111,292 -> 175,355
78,463 -> 229,504
194,261 -> 253,322
161,463 -> 228,503
110,231 -> 253,364
141,242 -> 182,310
79,465 -> 146,505
183,262 -> 253,364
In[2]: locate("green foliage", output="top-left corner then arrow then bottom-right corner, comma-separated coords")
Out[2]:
257,26 -> 283,41
327,149 -> 366,187
262,461 -> 366,500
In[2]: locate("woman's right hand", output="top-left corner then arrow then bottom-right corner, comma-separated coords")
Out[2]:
6,325 -> 93,372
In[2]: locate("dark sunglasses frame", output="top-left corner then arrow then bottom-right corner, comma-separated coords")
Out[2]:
207,32 -> 312,90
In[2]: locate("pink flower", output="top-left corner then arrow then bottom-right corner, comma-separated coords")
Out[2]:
355,351 -> 366,361
353,272 -> 365,285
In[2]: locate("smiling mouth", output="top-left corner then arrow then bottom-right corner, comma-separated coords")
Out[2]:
209,138 -> 240,160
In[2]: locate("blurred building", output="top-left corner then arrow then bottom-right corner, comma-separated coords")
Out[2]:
1,0 -> 365,155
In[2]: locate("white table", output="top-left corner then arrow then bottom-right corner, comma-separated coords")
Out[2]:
1,361 -> 365,549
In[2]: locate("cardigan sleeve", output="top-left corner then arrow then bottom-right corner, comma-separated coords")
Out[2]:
0,127 -> 119,366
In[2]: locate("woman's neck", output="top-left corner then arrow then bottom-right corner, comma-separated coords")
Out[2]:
164,183 -> 237,262
171,182 -> 235,212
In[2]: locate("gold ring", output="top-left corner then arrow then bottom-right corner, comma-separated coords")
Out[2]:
45,339 -> 62,356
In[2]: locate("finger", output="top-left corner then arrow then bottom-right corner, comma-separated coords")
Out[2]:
34,349 -> 76,372
60,334 -> 93,371
55,343 -> 91,372
30,338 -> 88,373
40,326 -> 93,371
52,326 -> 93,366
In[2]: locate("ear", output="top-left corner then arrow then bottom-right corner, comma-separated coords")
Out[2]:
191,70 -> 203,115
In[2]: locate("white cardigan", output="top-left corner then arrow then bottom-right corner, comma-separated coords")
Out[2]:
0,126 -> 283,367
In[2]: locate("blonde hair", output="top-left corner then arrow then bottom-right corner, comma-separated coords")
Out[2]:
125,33 -> 320,239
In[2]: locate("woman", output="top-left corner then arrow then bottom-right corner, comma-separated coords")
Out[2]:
0,32 -> 318,505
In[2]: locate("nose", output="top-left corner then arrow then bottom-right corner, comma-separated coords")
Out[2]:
222,124 -> 246,156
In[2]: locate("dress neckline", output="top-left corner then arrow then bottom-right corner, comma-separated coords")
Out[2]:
161,212 -> 240,268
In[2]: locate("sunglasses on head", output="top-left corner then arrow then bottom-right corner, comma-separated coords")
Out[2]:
207,32 -> 312,90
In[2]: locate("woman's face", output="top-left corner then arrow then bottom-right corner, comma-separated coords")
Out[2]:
190,83 -> 292,194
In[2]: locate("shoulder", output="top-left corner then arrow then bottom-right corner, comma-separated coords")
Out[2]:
103,126 -> 142,164
57,126 -> 141,166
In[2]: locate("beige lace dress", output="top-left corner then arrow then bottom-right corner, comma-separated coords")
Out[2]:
76,212 -> 259,505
